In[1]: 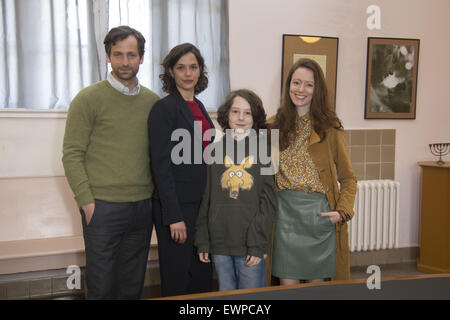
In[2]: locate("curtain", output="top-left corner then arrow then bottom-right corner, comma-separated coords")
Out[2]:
150,0 -> 230,109
0,0 -> 229,110
0,0 -> 101,109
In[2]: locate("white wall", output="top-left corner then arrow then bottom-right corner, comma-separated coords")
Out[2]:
228,0 -> 450,247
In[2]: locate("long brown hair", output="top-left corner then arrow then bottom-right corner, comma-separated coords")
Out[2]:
271,58 -> 342,151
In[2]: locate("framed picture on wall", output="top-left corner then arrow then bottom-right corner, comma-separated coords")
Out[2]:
281,34 -> 339,110
365,37 -> 420,119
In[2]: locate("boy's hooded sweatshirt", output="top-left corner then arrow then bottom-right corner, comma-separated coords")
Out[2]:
194,130 -> 277,259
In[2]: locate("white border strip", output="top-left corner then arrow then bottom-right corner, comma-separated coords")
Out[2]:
0,109 -> 68,119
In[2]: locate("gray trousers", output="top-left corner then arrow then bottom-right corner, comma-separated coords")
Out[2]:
80,198 -> 152,299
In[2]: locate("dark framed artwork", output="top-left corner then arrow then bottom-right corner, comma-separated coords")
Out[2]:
365,37 -> 420,119
281,34 -> 339,110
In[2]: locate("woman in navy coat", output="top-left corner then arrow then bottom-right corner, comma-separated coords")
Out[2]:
148,43 -> 214,297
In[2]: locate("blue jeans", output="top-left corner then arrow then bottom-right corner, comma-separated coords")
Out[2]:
211,255 -> 266,291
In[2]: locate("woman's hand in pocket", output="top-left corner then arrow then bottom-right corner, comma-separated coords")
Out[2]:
320,211 -> 341,225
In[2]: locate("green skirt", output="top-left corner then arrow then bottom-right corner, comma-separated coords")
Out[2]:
272,189 -> 336,280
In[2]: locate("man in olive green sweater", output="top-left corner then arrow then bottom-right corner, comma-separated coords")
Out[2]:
62,26 -> 159,299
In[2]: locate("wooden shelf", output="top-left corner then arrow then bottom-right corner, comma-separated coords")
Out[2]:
417,162 -> 450,273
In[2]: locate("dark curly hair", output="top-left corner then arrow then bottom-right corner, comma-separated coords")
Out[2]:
159,43 -> 208,94
217,89 -> 267,131
271,58 -> 342,151
104,26 -> 145,58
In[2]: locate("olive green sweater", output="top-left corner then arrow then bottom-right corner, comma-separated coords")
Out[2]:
62,80 -> 159,207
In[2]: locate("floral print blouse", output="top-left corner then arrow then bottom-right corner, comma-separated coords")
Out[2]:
275,114 -> 325,194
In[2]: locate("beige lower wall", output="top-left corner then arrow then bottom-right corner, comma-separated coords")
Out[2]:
0,177 -> 81,242
0,113 -> 219,275
0,175 -> 159,274
345,129 -> 396,181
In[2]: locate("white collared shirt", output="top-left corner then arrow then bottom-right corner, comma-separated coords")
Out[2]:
107,72 -> 141,96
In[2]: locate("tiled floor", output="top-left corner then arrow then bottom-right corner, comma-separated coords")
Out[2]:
140,262 -> 426,299
142,262 -> 425,299
1,261 -> 426,300
0,268 -> 84,300
350,262 -> 425,280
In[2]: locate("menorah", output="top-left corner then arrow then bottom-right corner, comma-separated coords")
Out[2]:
429,143 -> 450,165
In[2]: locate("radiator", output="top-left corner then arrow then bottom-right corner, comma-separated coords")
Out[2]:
348,180 -> 400,252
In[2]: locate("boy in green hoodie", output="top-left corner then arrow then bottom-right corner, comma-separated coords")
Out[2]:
194,89 -> 277,291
